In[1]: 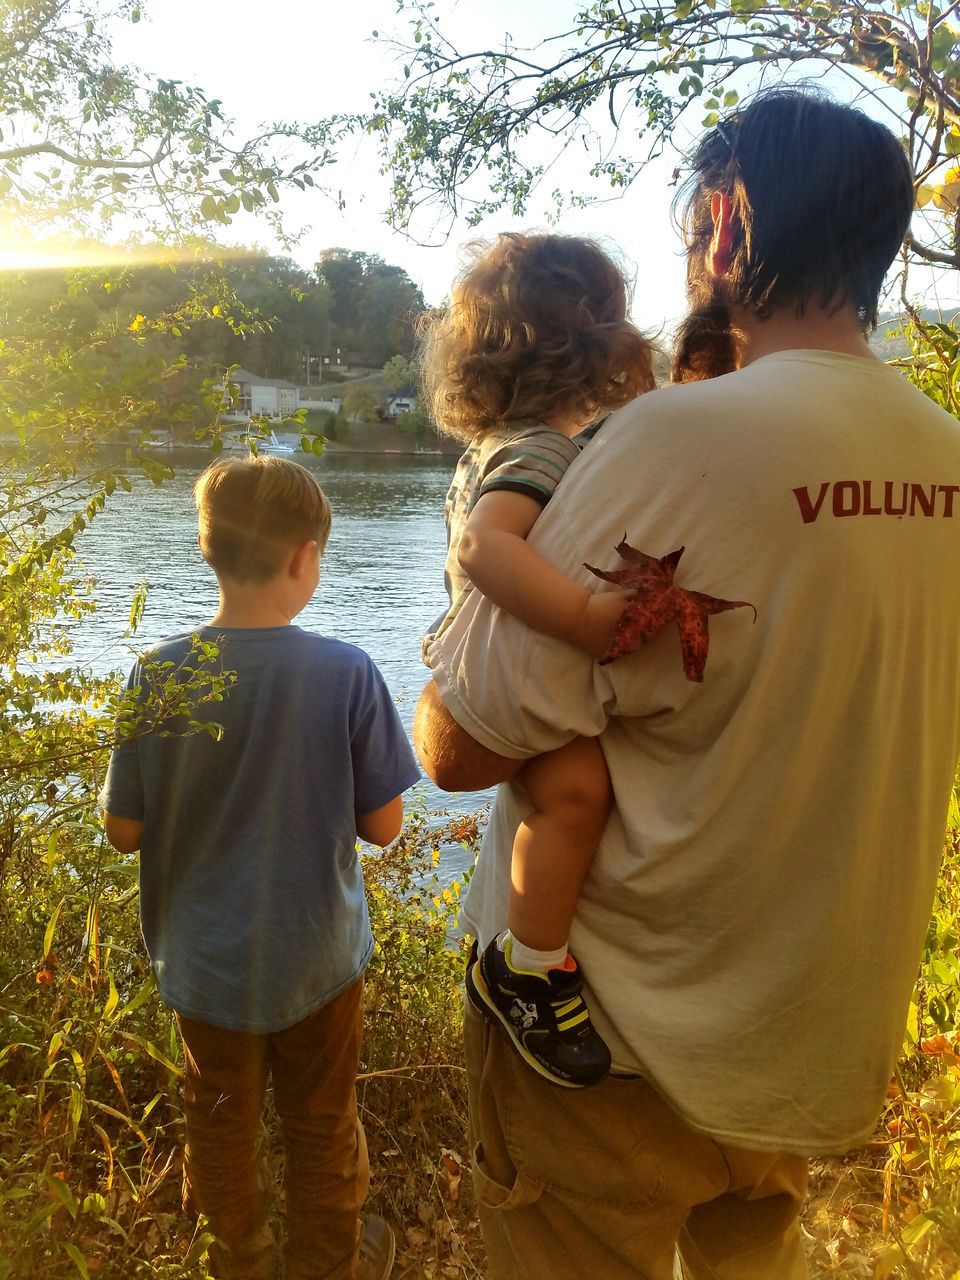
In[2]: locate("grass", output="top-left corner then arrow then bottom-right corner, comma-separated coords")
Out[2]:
0,794 -> 958,1278
0,803 -> 482,1280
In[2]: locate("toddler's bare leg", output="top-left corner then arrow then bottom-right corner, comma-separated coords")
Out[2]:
510,735 -> 612,953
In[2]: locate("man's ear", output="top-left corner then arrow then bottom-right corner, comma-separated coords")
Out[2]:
707,191 -> 737,278
289,539 -> 319,578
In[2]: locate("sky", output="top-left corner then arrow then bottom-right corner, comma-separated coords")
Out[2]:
105,0 -> 954,329
106,0 -> 689,327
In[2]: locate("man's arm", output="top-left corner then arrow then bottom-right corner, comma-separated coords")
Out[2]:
413,680 -> 525,792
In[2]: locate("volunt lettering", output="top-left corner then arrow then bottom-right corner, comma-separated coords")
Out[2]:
792,481 -> 959,524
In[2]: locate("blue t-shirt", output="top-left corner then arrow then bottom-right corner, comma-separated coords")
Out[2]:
101,625 -> 420,1032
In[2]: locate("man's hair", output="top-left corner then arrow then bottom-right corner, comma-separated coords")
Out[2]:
673,86 -> 915,381
194,455 -> 332,582
420,232 -> 657,442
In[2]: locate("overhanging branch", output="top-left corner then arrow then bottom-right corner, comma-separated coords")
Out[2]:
0,140 -> 168,169
907,231 -> 960,269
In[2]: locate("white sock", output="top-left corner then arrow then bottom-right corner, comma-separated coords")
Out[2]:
505,930 -> 569,974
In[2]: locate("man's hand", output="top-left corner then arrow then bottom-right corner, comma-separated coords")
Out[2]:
413,681 -> 525,792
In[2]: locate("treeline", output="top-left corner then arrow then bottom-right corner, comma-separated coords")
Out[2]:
0,246 -> 426,435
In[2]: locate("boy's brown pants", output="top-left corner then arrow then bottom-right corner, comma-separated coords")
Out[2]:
465,995 -> 810,1279
176,978 -> 368,1280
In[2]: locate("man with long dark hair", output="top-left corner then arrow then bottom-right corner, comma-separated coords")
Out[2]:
415,87 -> 960,1278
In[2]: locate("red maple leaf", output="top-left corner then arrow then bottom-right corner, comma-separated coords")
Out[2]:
584,539 -> 756,681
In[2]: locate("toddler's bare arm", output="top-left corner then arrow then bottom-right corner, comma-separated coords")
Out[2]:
458,490 -> 628,658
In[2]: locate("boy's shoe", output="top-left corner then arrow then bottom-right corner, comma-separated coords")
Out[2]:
357,1215 -> 395,1280
468,932 -> 611,1088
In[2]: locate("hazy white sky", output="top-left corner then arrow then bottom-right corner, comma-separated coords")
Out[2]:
108,1 -> 951,327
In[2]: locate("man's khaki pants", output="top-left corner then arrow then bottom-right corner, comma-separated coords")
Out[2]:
177,978 -> 369,1280
465,996 -> 810,1279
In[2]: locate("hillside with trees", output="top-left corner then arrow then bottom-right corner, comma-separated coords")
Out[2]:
315,249 -> 425,368
0,246 -> 426,440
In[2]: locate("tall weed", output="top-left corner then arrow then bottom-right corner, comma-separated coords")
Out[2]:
0,801 -> 482,1279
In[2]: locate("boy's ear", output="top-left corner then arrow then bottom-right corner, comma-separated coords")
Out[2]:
289,539 -> 319,579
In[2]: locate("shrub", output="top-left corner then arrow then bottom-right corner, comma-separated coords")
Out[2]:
0,790 -> 483,1278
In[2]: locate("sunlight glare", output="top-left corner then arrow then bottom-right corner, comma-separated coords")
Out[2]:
0,235 -> 255,272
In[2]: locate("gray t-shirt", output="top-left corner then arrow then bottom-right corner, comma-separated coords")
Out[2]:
102,625 -> 419,1032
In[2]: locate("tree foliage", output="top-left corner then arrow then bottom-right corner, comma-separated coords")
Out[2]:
395,405 -> 434,445
316,248 -> 426,365
0,0 -> 342,239
366,1 -> 948,247
342,383 -> 383,422
382,352 -> 419,392
362,0 -> 960,409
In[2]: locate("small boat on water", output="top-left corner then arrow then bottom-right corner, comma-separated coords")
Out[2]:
231,428 -> 296,455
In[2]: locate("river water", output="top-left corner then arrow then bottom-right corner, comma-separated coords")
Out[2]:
72,450 -> 488,876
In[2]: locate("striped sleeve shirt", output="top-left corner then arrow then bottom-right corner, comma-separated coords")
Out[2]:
423,421 -> 580,659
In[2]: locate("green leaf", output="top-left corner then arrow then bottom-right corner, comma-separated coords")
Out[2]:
120,1029 -> 183,1076
181,1231 -> 217,1269
102,972 -> 120,1021
43,898 -> 65,960
60,1242 -> 90,1280
81,1193 -> 106,1217
44,1173 -> 77,1220
117,973 -> 157,1018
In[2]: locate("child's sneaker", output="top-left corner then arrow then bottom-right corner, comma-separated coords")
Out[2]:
467,932 -> 611,1088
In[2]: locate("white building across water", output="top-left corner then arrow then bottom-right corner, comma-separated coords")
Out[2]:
221,369 -> 299,421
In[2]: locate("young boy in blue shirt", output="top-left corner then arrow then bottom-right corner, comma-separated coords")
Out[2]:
102,456 -> 419,1280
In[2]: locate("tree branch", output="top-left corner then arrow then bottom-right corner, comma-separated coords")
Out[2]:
0,140 -> 167,169
906,231 -> 960,268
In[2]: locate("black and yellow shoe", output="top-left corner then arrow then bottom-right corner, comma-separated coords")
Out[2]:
467,932 -> 611,1088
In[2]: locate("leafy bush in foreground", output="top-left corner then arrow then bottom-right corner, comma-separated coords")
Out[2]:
0,796 -> 483,1280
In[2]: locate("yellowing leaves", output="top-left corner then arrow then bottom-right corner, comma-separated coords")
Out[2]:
916,168 -> 960,212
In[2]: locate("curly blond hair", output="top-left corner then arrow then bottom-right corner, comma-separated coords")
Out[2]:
420,233 -> 657,442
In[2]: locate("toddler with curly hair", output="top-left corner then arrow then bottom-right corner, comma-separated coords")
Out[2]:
421,232 -> 657,1087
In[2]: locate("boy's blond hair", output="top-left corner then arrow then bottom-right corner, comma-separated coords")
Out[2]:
420,232 -> 657,443
194,456 -> 332,583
